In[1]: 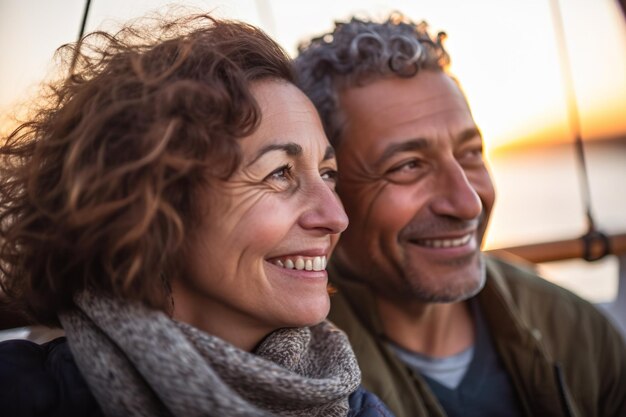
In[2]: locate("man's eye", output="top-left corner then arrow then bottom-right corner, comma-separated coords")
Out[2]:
459,148 -> 484,165
388,159 -> 420,173
265,164 -> 293,182
320,169 -> 338,183
385,159 -> 424,184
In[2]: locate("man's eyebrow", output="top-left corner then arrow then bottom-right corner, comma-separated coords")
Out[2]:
323,145 -> 335,161
375,138 -> 429,167
455,127 -> 482,145
247,142 -> 303,166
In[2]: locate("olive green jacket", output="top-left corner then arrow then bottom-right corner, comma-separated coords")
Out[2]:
328,256 -> 626,417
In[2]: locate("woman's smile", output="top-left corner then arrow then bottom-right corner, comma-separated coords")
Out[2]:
270,255 -> 327,271
174,79 -> 348,348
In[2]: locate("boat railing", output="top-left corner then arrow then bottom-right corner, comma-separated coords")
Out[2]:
487,232 -> 626,339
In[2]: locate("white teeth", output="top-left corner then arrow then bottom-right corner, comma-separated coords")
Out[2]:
271,255 -> 327,271
295,258 -> 305,270
313,256 -> 323,271
419,234 -> 472,248
453,235 -> 470,246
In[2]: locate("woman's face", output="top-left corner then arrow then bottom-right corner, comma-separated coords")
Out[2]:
172,80 -> 348,349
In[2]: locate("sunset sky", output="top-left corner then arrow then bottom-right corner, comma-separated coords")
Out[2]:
1,0 -> 625,152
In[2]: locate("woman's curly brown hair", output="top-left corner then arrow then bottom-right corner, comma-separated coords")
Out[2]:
0,13 -> 294,326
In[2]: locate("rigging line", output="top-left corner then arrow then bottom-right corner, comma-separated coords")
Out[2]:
70,0 -> 92,74
78,0 -> 93,40
548,0 -> 597,233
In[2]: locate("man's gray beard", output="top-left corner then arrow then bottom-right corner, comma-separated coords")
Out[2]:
395,252 -> 487,303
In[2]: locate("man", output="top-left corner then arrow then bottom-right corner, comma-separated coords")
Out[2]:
295,14 -> 626,417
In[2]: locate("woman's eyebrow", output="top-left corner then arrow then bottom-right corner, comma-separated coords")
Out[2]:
247,142 -> 303,166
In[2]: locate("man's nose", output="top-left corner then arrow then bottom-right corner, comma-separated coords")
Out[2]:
430,160 -> 482,220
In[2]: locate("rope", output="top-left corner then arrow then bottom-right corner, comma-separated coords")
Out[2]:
69,0 -> 92,74
78,0 -> 92,40
548,0 -> 610,261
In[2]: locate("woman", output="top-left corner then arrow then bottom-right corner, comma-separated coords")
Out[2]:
0,13 -> 393,417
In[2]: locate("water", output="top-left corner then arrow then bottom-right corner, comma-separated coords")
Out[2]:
484,139 -> 626,302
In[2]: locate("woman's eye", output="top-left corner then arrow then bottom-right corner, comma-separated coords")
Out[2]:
266,164 -> 293,182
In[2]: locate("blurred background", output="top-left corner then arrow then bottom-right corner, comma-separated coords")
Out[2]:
1,0 -> 625,308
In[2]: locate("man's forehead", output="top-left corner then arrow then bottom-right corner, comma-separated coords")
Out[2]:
340,71 -> 468,115
337,72 -> 476,154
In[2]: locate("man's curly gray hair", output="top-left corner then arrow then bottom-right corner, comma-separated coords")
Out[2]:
295,13 -> 450,146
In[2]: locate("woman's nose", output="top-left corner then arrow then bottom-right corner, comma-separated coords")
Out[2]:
299,180 -> 349,234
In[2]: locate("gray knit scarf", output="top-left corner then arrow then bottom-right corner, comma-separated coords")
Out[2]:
59,291 -> 361,417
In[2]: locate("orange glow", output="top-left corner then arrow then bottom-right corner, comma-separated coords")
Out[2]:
447,0 -> 626,154
2,1 -> 625,155
485,95 -> 626,155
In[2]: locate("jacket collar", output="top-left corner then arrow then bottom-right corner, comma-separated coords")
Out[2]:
479,256 -> 577,417
479,257 -> 548,351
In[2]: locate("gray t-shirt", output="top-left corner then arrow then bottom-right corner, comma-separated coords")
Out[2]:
388,339 -> 472,389
387,299 -> 524,417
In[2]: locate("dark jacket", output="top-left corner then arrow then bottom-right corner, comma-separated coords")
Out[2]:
328,255 -> 626,417
349,386 -> 396,417
0,337 -> 394,417
0,337 -> 102,417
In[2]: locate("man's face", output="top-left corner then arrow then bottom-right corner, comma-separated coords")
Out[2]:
334,70 -> 495,303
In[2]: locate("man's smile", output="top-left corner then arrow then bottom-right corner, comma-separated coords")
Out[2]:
409,233 -> 473,248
